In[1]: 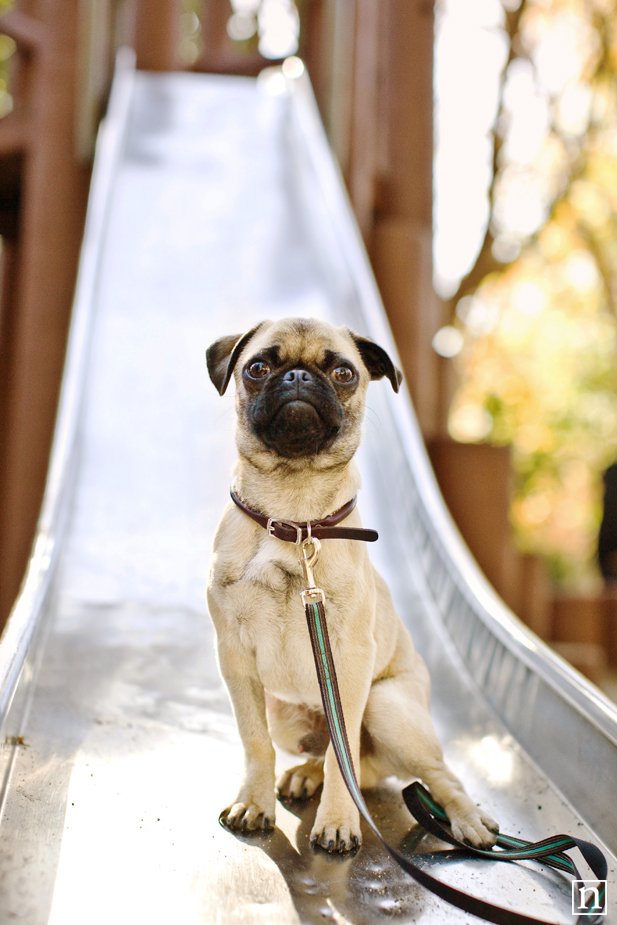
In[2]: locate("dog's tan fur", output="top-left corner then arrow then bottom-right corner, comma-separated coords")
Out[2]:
207,318 -> 498,852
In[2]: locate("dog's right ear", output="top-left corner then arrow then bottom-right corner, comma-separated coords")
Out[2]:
206,324 -> 264,395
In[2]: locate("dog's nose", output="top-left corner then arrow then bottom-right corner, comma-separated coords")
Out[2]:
283,369 -> 313,384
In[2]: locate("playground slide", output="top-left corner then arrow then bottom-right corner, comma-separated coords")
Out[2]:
0,51 -> 615,924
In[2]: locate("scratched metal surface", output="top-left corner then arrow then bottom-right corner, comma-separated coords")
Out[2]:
0,60 -> 616,924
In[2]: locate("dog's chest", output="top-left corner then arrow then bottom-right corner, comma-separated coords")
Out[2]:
234,540 -> 357,700
241,540 -> 302,594
239,543 -> 312,671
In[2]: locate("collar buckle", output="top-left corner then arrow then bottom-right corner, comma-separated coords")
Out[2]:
266,518 -> 303,545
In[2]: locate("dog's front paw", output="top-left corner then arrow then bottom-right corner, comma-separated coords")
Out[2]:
220,799 -> 275,833
277,759 -> 324,801
447,800 -> 499,849
310,806 -> 362,853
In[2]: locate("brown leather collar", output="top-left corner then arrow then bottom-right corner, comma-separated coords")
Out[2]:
230,489 -> 378,544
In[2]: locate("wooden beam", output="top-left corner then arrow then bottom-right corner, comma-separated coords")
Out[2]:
345,0 -> 380,241
0,0 -> 91,626
370,0 -> 441,438
133,0 -> 182,71
0,113 -> 31,156
0,11 -> 48,53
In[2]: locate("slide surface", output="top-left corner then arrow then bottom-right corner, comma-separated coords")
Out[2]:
0,57 -> 616,924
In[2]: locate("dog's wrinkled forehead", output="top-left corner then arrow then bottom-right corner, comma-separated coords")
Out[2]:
206,317 -> 402,396
240,318 -> 362,370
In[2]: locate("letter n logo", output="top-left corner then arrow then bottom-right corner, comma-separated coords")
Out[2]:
572,879 -> 607,916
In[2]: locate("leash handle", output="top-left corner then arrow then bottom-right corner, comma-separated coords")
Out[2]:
298,549 -> 607,925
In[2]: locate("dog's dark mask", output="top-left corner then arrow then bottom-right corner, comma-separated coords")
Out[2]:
241,347 -> 358,458
206,321 -> 402,460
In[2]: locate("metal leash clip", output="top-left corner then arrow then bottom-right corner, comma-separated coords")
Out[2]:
299,528 -> 325,606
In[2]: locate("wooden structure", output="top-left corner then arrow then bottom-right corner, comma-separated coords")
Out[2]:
2,0 -> 592,686
299,1 -> 442,438
0,0 -> 443,627
0,3 -> 93,625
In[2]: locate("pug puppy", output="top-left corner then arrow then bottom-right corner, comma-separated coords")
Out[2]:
206,317 -> 498,852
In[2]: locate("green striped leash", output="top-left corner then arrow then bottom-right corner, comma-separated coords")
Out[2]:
298,534 -> 608,925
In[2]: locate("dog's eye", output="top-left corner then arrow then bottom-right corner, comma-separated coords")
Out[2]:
247,361 -> 271,379
332,366 -> 354,384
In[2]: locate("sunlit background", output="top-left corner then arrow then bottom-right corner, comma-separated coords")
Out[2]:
434,0 -> 617,589
1,0 -> 615,592
197,0 -> 617,591
179,0 -> 300,67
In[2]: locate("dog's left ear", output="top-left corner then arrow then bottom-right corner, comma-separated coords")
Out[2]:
349,332 -> 403,393
206,323 -> 265,395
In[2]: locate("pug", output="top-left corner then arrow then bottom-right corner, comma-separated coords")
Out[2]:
206,317 -> 498,852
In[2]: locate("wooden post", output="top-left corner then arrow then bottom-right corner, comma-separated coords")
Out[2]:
551,597 -> 607,683
427,438 -> 517,605
133,0 -> 182,71
0,2 -> 92,627
370,0 -> 441,438
299,0 -> 330,120
303,0 -> 381,241
198,0 -> 270,76
345,0 -> 380,241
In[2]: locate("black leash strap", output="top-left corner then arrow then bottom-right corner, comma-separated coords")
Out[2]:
301,578 -> 608,925
232,493 -> 609,922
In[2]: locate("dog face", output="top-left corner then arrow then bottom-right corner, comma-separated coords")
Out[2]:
207,318 -> 402,465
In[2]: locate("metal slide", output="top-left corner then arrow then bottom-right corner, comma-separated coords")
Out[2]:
0,52 -> 616,924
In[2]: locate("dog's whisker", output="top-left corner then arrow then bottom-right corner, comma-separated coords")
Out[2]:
212,405 -> 236,428
361,404 -> 382,433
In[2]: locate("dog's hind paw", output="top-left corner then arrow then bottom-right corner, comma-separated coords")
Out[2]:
220,801 -> 275,833
277,759 -> 324,801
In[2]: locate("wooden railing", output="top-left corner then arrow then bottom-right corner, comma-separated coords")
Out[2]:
0,0 -> 438,633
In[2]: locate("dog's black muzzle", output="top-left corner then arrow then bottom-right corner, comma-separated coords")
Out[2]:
250,367 -> 344,458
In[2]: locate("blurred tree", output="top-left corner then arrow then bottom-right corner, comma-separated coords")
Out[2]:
445,0 -> 617,587
0,2 -> 16,120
